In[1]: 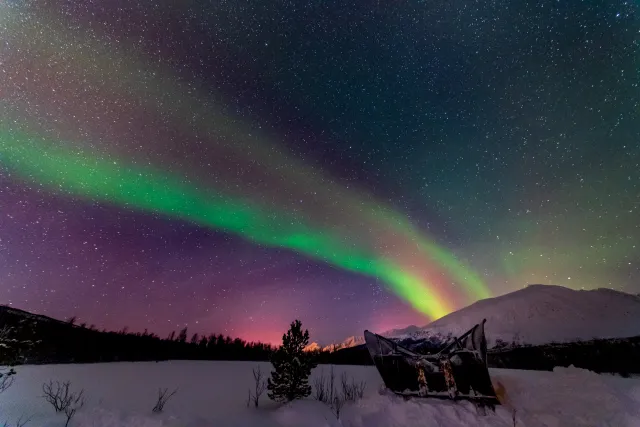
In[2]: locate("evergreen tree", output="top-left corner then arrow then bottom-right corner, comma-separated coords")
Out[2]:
199,336 -> 208,348
177,327 -> 188,343
190,333 -> 199,345
267,319 -> 316,402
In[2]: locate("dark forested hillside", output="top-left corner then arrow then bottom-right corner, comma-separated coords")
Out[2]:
487,337 -> 640,376
0,305 -> 273,365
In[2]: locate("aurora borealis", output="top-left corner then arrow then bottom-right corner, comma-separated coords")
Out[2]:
0,128 -> 461,319
1,0 -> 639,344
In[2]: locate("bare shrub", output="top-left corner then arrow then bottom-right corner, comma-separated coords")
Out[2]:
340,372 -> 366,402
247,366 -> 267,408
63,399 -> 84,427
331,393 -> 346,419
313,370 -> 327,402
315,366 -> 338,405
16,415 -> 32,427
326,366 -> 336,405
42,381 -> 84,414
330,367 -> 337,404
152,387 -> 177,413
0,368 -> 16,394
1,415 -> 32,427
313,367 -> 365,419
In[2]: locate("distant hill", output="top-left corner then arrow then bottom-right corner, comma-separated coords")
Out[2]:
0,305 -> 273,365
0,305 -> 65,325
388,285 -> 640,347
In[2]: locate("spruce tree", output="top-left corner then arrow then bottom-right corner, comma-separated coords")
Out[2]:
177,327 -> 188,343
190,333 -> 199,345
267,319 -> 316,402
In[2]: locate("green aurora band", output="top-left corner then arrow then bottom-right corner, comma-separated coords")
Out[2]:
0,128 -> 451,318
0,3 -> 491,317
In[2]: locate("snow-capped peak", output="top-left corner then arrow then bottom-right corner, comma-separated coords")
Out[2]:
303,342 -> 321,352
322,335 -> 365,352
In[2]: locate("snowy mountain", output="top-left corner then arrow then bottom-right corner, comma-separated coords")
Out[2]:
388,284 -> 640,347
382,324 -> 422,337
303,342 -> 321,352
306,336 -> 368,353
322,335 -> 365,352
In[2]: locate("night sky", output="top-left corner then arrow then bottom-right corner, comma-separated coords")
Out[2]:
0,0 -> 638,345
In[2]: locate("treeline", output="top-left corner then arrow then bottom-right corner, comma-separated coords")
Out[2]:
0,306 -> 273,365
315,345 -> 373,366
488,336 -> 640,376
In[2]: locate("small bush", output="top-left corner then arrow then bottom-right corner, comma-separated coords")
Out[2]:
331,393 -> 346,419
313,371 -> 327,403
313,367 -> 366,419
152,387 -> 178,413
247,366 -> 267,407
41,380 -> 84,427
63,400 -> 84,427
42,381 -> 84,414
0,369 -> 16,394
1,415 -> 32,427
340,372 -> 365,401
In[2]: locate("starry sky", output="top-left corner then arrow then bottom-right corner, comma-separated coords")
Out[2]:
0,0 -> 638,345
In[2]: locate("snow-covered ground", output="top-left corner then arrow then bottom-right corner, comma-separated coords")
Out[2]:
1,361 -> 639,427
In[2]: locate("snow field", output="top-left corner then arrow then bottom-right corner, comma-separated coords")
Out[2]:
0,361 -> 639,427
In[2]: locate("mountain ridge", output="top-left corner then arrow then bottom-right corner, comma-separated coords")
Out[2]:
324,285 -> 640,350
389,284 -> 640,346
